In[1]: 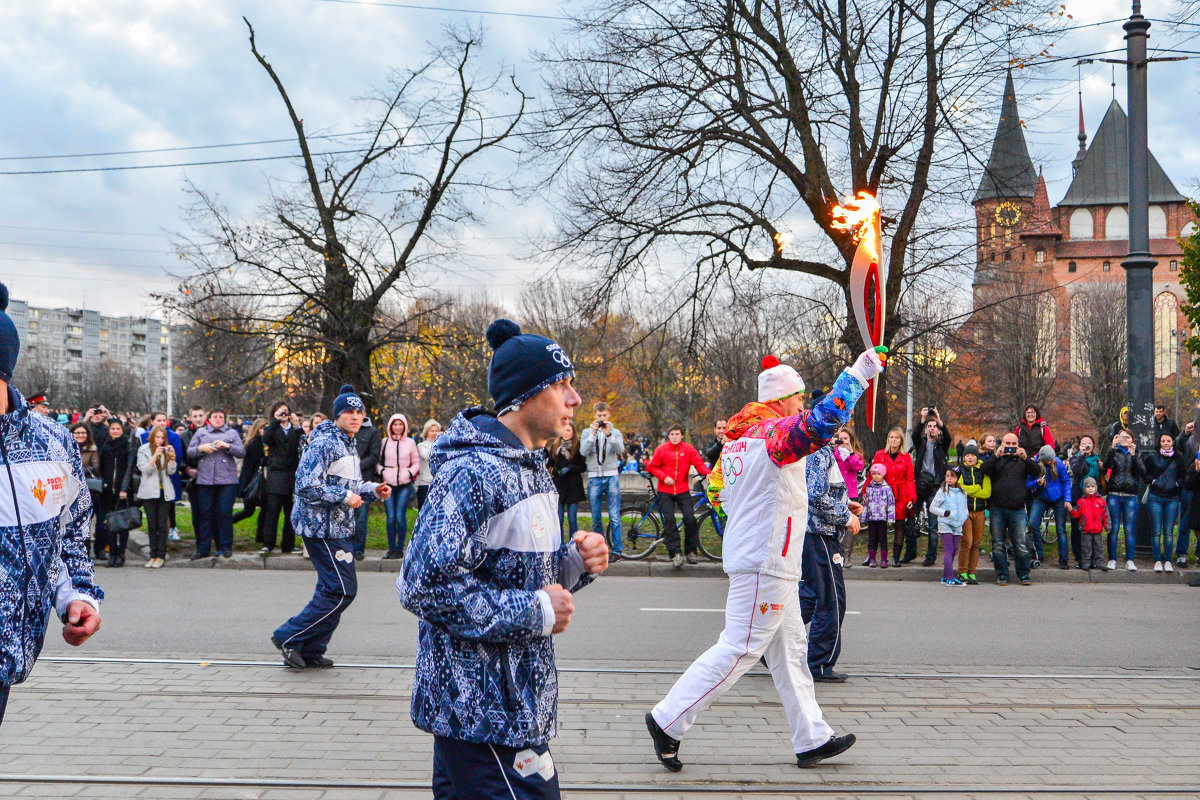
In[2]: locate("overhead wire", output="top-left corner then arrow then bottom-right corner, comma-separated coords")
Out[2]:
313,0 -> 568,21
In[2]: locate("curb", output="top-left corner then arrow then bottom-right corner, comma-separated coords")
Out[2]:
140,550 -> 1200,584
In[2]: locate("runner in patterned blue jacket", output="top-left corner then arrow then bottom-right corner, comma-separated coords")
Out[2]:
0,281 -> 103,725
400,319 -> 609,800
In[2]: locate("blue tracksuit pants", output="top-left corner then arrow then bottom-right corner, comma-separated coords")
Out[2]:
798,533 -> 846,677
273,535 -> 357,658
433,736 -> 560,800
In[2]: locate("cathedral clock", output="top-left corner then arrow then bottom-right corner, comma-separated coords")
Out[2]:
995,201 -> 1021,228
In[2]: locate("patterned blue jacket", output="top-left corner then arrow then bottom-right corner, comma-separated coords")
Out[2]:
399,408 -> 597,747
1,384 -> 103,686
805,444 -> 851,538
290,420 -> 380,540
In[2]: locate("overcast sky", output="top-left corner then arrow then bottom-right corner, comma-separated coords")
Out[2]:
2,0 -> 1198,317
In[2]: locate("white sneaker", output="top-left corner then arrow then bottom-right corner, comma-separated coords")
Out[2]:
1126,560 -> 1137,572
1106,560 -> 1117,571
168,527 -> 181,541
1153,561 -> 1163,572
1164,560 -> 1174,572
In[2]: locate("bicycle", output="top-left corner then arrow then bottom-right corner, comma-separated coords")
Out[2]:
605,473 -> 724,561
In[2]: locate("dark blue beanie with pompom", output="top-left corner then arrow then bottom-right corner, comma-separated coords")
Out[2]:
332,384 -> 365,419
486,319 -> 574,415
0,282 -> 18,382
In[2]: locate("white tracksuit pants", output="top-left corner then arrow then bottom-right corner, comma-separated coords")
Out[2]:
651,571 -> 833,753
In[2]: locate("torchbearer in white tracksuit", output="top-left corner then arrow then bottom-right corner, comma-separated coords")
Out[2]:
646,348 -> 886,771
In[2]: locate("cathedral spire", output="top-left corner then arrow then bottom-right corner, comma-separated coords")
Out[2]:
974,70 -> 1038,203
1072,92 -> 1088,177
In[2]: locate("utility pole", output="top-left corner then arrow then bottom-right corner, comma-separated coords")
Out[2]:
1121,1 -> 1156,454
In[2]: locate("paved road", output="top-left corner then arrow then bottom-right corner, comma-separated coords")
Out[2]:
2,570 -> 1196,799
39,569 -> 1200,669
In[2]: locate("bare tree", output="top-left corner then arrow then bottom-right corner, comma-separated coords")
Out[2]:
1071,282 -> 1128,436
535,0 -> 1063,430
160,22 -> 525,414
961,270 -> 1066,427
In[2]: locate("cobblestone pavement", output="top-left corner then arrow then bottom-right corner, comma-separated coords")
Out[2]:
2,656 -> 1199,799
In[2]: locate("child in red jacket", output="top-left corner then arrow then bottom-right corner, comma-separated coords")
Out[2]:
1070,477 -> 1109,571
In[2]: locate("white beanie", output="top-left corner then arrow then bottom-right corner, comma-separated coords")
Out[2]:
757,355 -> 805,403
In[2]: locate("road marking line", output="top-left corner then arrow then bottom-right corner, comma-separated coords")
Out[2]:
639,608 -> 864,614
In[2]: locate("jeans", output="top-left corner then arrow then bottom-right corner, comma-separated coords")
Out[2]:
383,483 -> 415,552
195,483 -> 238,555
559,501 -> 579,543
353,503 -> 370,555
1106,493 -> 1139,561
587,475 -> 622,554
990,506 -> 1029,581
1175,487 -> 1193,558
1028,497 -> 1066,563
1146,494 -> 1180,563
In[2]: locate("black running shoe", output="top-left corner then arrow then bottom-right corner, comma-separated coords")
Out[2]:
271,635 -> 306,669
645,712 -> 682,772
796,733 -> 856,767
303,655 -> 334,668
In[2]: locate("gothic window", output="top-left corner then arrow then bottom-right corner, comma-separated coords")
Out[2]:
1069,293 -> 1087,376
1148,205 -> 1167,238
1068,261 -> 1077,273
1182,221 -> 1198,238
1035,294 -> 1057,377
1106,207 -> 1129,239
1069,208 -> 1093,239
1154,292 -> 1179,379
1103,261 -> 1111,272
1035,249 -> 1045,263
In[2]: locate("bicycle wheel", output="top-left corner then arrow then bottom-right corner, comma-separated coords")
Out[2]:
1041,515 -> 1056,545
697,510 -> 723,561
618,506 -> 662,560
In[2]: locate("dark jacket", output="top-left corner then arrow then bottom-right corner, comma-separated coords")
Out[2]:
238,437 -> 265,498
1101,446 -> 1144,495
982,452 -> 1042,510
1015,418 -> 1055,454
98,431 -> 134,495
1152,415 -> 1180,442
910,421 -> 951,499
703,437 -> 724,468
1142,449 -> 1187,499
352,420 -> 382,480
262,419 -> 301,495
958,463 -> 990,512
549,446 -> 587,506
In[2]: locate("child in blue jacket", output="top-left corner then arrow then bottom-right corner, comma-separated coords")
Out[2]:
1027,445 -> 1072,568
929,468 -> 969,585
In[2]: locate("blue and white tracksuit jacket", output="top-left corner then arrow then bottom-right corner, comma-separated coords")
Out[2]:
290,420 -> 380,540
1,385 -> 103,687
399,408 -> 597,748
805,445 -> 851,538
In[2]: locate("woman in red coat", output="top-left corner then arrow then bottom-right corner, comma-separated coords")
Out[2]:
871,426 -> 916,567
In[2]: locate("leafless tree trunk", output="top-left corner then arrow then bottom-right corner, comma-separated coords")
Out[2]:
1071,282 -> 1128,436
159,22 -> 524,415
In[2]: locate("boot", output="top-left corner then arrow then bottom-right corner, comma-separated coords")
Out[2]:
105,548 -> 118,568
114,532 -> 128,567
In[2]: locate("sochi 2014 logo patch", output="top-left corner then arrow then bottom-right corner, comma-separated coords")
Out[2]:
832,552 -> 844,566
31,478 -> 47,505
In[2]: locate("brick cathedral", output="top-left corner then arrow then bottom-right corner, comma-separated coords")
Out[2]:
966,71 -> 1197,438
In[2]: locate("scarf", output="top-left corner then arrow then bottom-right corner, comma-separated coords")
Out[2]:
1161,448 -> 1175,457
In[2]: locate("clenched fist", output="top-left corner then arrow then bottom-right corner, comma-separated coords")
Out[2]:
573,531 -> 609,574
542,583 -> 575,634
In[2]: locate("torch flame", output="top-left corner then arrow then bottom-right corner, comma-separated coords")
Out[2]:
830,191 -> 881,262
772,231 -> 785,252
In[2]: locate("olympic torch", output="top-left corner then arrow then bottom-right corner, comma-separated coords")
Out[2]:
830,191 -> 885,431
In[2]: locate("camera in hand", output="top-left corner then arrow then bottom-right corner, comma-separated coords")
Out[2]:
1003,445 -> 1017,455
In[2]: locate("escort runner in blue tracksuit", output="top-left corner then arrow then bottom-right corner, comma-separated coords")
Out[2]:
400,319 -> 610,800
799,443 -> 852,682
272,385 -> 390,669
0,282 -> 103,724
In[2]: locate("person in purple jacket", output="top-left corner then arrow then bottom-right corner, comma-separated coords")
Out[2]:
187,409 -> 245,559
